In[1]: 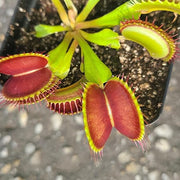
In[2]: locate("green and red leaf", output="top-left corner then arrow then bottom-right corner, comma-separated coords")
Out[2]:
104,77 -> 144,141
83,83 -> 112,152
0,53 -> 60,106
82,77 -> 145,152
0,53 -> 48,75
47,77 -> 85,114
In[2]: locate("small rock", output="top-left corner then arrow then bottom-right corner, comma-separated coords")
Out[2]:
30,151 -> 41,165
56,175 -> 64,180
120,138 -> 127,146
119,56 -> 126,64
6,8 -> 14,16
10,167 -> 17,176
164,106 -> 172,112
74,114 -> 84,125
0,147 -> 8,158
140,157 -> 147,164
46,166 -> 52,173
11,141 -> 18,149
169,78 -> 178,86
75,47 -> 79,53
71,155 -> 80,165
13,177 -> 24,180
13,160 -> 20,168
146,152 -> 155,166
154,124 -> 173,139
62,146 -> 73,155
126,162 -> 141,174
142,166 -> 148,174
34,123 -> 43,134
140,83 -> 150,90
19,110 -> 28,128
173,172 -> 179,180
1,135 -> 11,145
0,34 -> 5,43
125,44 -> 131,52
161,173 -> 170,180
0,0 -> 4,8
76,130 -> 84,142
118,151 -> 132,164
135,175 -> 142,180
25,143 -> 36,155
155,139 -> 171,152
0,164 -> 11,174
50,114 -> 63,131
148,170 -> 160,180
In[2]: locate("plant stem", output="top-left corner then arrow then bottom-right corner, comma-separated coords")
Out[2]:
64,0 -> 77,16
76,0 -> 100,22
52,0 -> 70,26
76,2 -> 140,29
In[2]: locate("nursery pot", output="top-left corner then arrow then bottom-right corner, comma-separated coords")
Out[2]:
0,0 -> 177,124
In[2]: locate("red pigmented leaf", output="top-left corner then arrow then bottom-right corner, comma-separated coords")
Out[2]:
48,99 -> 82,114
2,68 -> 59,105
47,77 -> 85,114
83,83 -> 112,152
3,68 -> 51,98
0,53 -> 48,75
104,78 -> 144,140
83,77 -> 145,153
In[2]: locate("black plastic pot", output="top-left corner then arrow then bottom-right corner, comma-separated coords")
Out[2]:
0,0 -> 176,124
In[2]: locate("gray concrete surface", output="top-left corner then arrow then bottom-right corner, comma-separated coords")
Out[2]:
0,0 -> 180,180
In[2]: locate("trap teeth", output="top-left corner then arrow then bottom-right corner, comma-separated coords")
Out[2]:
0,53 -> 60,106
47,77 -> 85,114
82,77 -> 145,153
120,19 -> 176,62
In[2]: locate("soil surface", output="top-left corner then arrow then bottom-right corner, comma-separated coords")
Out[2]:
0,0 -> 180,180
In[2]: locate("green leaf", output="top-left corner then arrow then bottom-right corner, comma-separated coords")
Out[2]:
80,50 -> 84,73
56,40 -> 77,79
35,24 -> 69,38
76,2 -> 140,29
64,0 -> 77,16
52,0 -> 70,25
74,33 -> 112,85
80,29 -> 120,49
128,0 -> 180,15
76,0 -> 100,22
48,33 -> 73,79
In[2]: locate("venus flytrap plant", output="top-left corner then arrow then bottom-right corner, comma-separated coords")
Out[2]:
0,0 -> 180,156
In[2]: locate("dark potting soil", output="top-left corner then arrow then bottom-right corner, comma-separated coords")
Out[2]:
0,0 -> 180,124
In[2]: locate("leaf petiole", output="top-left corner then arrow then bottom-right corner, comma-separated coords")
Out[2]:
76,2 -> 140,29
80,29 -> 120,49
76,0 -> 100,22
64,0 -> 77,16
35,24 -> 70,38
52,0 -> 70,26
74,32 -> 112,85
